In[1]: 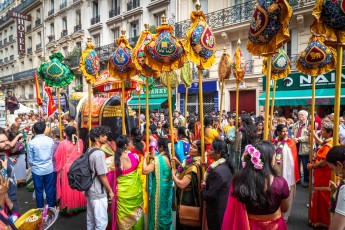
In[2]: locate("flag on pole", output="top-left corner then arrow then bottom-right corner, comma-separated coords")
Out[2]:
44,85 -> 57,117
34,70 -> 43,106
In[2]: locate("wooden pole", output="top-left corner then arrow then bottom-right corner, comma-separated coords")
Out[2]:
308,76 -> 316,221
138,92 -> 141,129
57,88 -> 62,141
269,80 -> 277,140
145,78 -> 149,152
167,73 -> 176,170
235,81 -> 239,130
121,81 -> 126,135
88,83 -> 92,147
184,86 -> 189,126
198,67 -> 205,174
219,78 -> 225,132
264,54 -> 272,140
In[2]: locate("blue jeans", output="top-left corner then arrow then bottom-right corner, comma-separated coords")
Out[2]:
32,172 -> 56,208
298,155 -> 309,183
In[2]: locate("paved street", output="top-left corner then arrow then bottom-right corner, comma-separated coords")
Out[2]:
17,183 -> 313,230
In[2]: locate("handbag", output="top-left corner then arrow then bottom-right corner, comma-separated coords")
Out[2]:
178,163 -> 202,227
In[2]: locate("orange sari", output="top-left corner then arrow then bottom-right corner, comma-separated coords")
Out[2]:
309,138 -> 332,228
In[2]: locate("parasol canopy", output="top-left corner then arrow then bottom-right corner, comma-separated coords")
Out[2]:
262,48 -> 291,80
79,38 -> 100,84
218,48 -> 232,81
180,60 -> 193,88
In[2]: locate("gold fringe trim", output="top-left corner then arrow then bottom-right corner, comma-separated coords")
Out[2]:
310,0 -> 345,47
184,17 -> 216,69
247,0 -> 292,56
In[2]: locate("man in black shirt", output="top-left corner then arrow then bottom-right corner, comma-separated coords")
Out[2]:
5,91 -> 19,115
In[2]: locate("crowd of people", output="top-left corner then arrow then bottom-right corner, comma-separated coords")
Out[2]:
0,106 -> 344,229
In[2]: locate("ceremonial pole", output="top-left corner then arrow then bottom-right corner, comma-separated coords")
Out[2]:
121,81 -> 126,135
184,87 -> 188,126
138,92 -> 141,129
167,73 -> 176,169
333,46 -> 343,147
308,76 -> 316,220
198,66 -> 205,173
57,88 -> 62,141
219,78 -> 225,127
235,81 -> 239,130
264,55 -> 272,140
269,79 -> 277,140
145,78 -> 149,151
88,83 -> 92,146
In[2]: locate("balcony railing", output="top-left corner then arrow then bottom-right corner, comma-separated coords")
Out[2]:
28,94 -> 34,99
128,36 -> 139,47
91,15 -> 100,25
0,40 -> 2,46
48,9 -> 54,17
9,35 -> 13,42
26,24 -> 32,31
95,42 -> 116,60
14,0 -> 36,14
13,68 -> 35,81
0,59 -> 3,64
246,60 -> 254,74
27,47 -> 32,54
109,7 -> 120,18
60,1 -> 67,10
4,57 -> 8,63
3,38 -> 7,44
174,0 -> 316,38
74,24 -> 81,32
73,0 -> 80,3
127,0 -> 140,11
64,56 -> 80,68
61,30 -> 68,37
9,55 -> 14,60
35,18 -> 41,27
48,35 -> 55,42
36,43 -> 42,50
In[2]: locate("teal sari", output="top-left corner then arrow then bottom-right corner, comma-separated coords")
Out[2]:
149,155 -> 173,230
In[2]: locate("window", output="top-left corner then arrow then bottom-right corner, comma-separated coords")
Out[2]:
36,9 -> 41,19
93,2 -> 99,17
231,39 -> 251,62
62,17 -> 67,30
76,11 -> 81,25
285,29 -> 298,57
154,11 -> 165,26
130,22 -> 139,38
199,0 -> 208,14
112,27 -> 120,41
37,32 -> 42,44
50,23 -> 54,35
28,36 -> 32,48
112,0 -> 119,10
50,0 -> 54,10
93,34 -> 100,47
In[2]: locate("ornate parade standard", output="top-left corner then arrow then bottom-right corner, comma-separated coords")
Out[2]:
180,61 -> 193,125
184,0 -> 216,170
37,46 -> 75,139
144,15 -> 187,167
232,40 -> 246,130
296,34 -> 336,221
262,48 -> 291,139
79,38 -> 100,143
310,0 -> 344,150
247,0 -> 292,140
108,29 -> 138,135
218,48 -> 232,123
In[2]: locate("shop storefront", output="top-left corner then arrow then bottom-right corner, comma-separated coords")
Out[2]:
128,87 -> 173,111
260,70 -> 345,117
177,80 -> 219,115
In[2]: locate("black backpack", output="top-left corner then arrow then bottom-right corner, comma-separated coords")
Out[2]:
67,148 -> 99,191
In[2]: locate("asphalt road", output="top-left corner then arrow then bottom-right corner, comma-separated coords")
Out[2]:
17,183 -> 314,230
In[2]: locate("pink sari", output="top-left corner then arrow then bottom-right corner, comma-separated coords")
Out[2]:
55,139 -> 86,213
221,186 -> 287,230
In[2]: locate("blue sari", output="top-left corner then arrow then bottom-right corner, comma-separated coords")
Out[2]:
149,155 -> 173,230
175,140 -> 190,162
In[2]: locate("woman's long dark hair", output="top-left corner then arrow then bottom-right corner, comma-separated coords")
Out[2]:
178,126 -> 190,144
211,140 -> 234,174
326,146 -> 345,166
64,126 -> 78,144
274,124 -> 287,138
157,137 -> 171,161
241,114 -> 256,144
115,135 -> 129,175
232,141 -> 277,208
131,127 -> 144,153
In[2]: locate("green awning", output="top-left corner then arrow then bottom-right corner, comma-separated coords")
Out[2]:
128,98 -> 168,109
259,88 -> 345,106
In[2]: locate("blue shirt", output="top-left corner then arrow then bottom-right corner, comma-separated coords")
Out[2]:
27,134 -> 54,176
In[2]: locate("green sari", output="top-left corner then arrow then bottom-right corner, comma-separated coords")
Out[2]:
117,167 -> 144,230
149,155 -> 173,230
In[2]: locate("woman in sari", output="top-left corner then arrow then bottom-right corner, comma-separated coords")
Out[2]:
222,141 -> 290,230
54,126 -> 86,213
273,124 -> 300,221
172,140 -> 202,230
307,122 -> 334,228
129,127 -> 148,215
113,135 -> 144,229
175,126 -> 191,162
142,137 -> 173,229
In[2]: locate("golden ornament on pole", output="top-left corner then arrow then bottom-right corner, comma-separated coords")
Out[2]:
218,47 -> 232,125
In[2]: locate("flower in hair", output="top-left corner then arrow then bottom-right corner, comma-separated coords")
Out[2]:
242,144 -> 264,170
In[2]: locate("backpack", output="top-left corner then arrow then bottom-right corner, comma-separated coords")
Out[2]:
67,148 -> 99,191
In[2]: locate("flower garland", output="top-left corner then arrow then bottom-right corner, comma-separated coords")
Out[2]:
177,156 -> 201,174
241,144 -> 264,170
273,138 -> 287,165
203,158 -> 226,183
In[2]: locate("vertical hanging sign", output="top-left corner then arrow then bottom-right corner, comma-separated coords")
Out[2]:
7,10 -> 31,55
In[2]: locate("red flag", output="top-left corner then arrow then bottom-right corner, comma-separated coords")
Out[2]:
34,70 -> 43,106
44,86 -> 57,117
